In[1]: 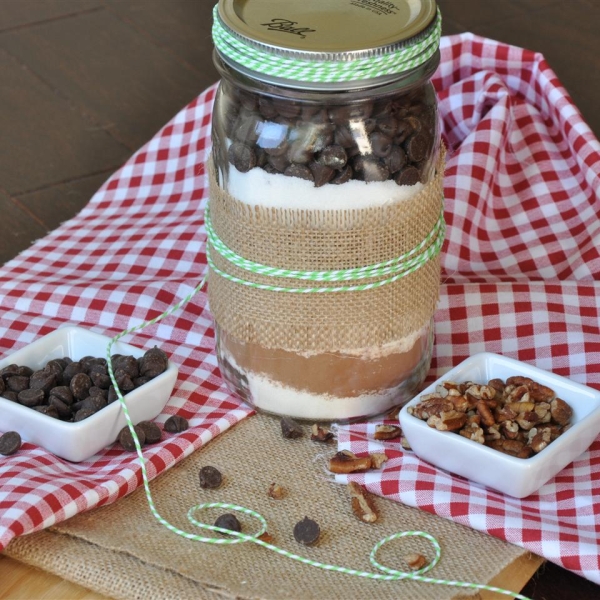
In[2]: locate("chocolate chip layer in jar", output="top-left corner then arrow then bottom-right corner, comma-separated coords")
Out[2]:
208,0 -> 444,420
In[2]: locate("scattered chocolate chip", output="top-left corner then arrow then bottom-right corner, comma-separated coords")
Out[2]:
293,517 -> 320,546
0,431 -> 21,456
280,416 -> 303,439
164,415 -> 189,433
214,513 -> 241,534
138,420 -> 162,444
199,465 -> 223,489
118,425 -> 146,451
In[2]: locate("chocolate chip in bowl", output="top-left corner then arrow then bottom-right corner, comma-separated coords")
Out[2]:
0,326 -> 178,462
399,352 -> 600,498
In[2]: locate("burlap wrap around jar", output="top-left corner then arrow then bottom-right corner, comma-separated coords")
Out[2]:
208,0 -> 445,420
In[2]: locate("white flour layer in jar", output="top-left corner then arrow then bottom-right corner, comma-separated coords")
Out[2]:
226,163 -> 424,209
220,344 -> 428,421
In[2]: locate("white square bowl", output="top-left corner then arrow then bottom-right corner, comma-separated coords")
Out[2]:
0,326 -> 178,462
399,352 -> 600,498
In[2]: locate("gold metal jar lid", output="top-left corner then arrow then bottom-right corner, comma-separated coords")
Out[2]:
218,0 -> 436,55
212,0 -> 441,89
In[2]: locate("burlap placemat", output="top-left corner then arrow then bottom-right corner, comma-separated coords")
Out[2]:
5,414 -> 530,600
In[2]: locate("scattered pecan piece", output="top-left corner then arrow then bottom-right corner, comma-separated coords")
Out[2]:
328,450 -> 372,474
373,424 -> 402,440
404,552 -> 428,571
369,452 -> 388,469
268,483 -> 285,500
348,481 -> 378,523
310,424 -> 334,443
257,532 -> 275,544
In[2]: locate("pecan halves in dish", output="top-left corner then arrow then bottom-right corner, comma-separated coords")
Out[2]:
409,376 -> 574,458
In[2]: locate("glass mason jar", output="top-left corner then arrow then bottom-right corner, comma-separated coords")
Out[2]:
209,0 -> 443,421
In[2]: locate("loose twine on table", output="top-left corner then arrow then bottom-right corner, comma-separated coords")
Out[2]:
103,237 -> 531,600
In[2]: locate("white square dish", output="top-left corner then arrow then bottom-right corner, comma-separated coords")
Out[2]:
0,326 -> 178,462
399,352 -> 600,498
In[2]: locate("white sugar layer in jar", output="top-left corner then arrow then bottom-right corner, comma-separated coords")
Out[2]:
226,163 -> 424,210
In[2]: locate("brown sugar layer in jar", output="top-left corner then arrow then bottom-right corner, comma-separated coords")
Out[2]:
216,326 -> 433,421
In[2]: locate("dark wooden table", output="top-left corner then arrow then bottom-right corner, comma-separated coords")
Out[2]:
0,1 -> 598,598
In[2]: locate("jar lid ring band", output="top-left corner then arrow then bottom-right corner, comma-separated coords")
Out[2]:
212,6 -> 442,85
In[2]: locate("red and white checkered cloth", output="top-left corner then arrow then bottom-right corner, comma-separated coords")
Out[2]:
0,32 -> 599,587
337,34 -> 600,585
0,83 -> 253,552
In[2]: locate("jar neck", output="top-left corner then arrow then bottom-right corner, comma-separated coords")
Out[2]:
213,50 -> 440,103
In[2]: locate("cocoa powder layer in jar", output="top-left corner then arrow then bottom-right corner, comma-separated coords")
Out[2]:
216,325 -> 433,421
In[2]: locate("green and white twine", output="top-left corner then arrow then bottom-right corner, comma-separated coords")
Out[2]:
212,6 -> 442,84
104,273 -> 530,599
205,206 -> 446,293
